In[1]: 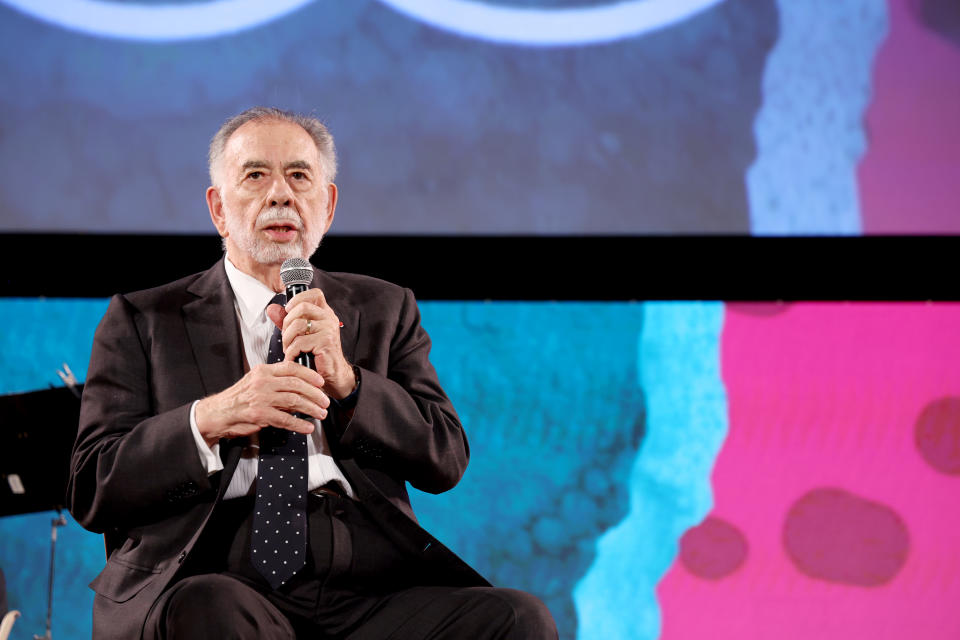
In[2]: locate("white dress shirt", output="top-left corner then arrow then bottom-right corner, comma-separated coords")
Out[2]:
188,255 -> 354,499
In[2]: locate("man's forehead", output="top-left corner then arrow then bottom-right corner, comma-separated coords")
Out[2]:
224,119 -> 319,165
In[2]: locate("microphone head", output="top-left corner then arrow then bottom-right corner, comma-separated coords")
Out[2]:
280,257 -> 313,287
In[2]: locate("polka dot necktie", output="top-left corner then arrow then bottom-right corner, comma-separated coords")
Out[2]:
251,293 -> 309,589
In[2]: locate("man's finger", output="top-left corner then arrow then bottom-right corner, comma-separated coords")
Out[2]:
268,360 -> 326,390
281,317 -> 323,351
263,409 -> 316,434
286,288 -> 328,313
271,376 -> 331,411
283,333 -> 331,364
266,302 -> 287,330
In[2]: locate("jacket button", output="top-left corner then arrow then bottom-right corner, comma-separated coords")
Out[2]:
178,550 -> 187,563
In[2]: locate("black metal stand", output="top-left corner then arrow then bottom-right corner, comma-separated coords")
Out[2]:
33,511 -> 67,640
0,384 -> 82,639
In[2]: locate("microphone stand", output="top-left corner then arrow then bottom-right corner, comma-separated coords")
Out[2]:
33,510 -> 67,640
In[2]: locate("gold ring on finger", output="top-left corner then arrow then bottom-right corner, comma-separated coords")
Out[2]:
305,319 -> 313,334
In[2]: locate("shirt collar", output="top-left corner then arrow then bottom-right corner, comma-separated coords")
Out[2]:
223,254 -> 281,329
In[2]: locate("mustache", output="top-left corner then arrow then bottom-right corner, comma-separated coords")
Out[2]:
256,207 -> 303,230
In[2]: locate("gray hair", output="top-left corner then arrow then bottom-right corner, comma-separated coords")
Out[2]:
208,106 -> 338,186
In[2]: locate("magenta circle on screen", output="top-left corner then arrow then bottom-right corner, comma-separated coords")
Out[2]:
679,515 -> 748,580
914,396 -> 960,475
783,487 -> 909,587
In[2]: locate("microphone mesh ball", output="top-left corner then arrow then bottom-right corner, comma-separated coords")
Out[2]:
280,257 -> 313,287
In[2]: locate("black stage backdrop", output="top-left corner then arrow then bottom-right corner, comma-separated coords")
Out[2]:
0,234 -> 955,301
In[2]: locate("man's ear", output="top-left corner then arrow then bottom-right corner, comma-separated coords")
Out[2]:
207,186 -> 228,238
321,182 -> 338,235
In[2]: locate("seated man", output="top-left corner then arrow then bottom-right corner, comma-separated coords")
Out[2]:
68,107 -> 557,640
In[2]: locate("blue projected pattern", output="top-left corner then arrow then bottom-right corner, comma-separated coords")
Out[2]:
378,0 -> 725,46
0,297 -> 728,639
0,2 -> 888,235
0,0 -> 314,41
0,0 -> 723,45
746,0 -> 888,234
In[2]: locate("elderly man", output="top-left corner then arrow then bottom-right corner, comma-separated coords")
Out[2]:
68,107 -> 556,640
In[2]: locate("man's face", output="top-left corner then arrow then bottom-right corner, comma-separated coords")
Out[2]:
207,118 -> 337,268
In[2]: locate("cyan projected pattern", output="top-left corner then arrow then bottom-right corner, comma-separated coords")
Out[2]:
0,299 -> 727,639
575,303 -> 727,640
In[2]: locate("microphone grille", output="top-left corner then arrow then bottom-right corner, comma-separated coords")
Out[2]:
280,258 -> 313,287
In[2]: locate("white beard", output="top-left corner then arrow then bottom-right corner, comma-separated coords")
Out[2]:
224,206 -> 323,265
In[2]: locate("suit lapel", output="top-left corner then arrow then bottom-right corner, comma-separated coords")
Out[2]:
183,259 -> 247,482
314,268 -> 360,364
183,260 -> 243,396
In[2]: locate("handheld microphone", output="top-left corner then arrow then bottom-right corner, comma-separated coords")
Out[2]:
279,257 -> 315,371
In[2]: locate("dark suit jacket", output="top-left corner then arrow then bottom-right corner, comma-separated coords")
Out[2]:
67,259 -> 488,640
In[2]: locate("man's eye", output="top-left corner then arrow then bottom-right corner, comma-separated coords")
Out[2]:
291,171 -> 305,180
247,171 -> 263,179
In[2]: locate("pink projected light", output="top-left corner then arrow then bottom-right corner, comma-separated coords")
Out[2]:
859,0 -> 960,233
658,302 -> 960,639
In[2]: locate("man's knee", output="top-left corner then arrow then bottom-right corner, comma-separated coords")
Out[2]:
165,575 -> 241,616
488,588 -> 558,640
149,574 -> 294,640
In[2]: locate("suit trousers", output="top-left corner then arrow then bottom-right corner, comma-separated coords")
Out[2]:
144,492 -> 557,640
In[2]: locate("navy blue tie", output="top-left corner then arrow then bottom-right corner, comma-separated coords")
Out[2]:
251,293 -> 308,589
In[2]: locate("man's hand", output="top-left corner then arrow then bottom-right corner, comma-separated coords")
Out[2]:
195,362 -> 329,447
266,288 -> 356,400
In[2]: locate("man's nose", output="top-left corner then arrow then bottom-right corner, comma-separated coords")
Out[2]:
266,175 -> 293,207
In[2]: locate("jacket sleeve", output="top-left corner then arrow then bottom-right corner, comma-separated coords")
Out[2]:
328,287 -> 468,494
67,294 -> 214,533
